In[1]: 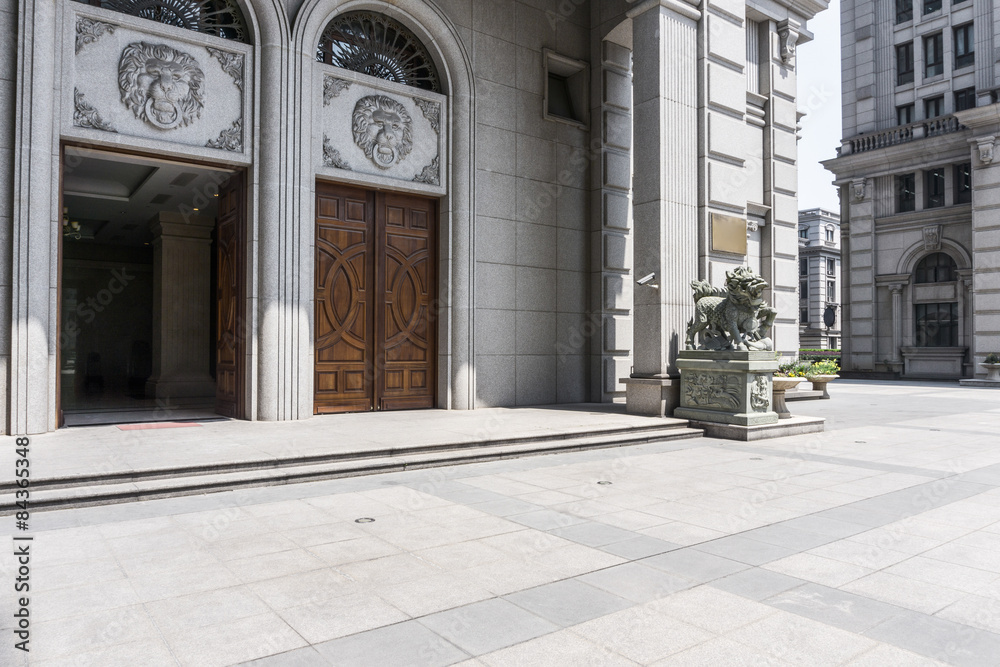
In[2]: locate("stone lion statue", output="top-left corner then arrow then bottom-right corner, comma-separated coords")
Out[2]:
352,95 -> 413,169
685,267 -> 777,351
119,42 -> 205,130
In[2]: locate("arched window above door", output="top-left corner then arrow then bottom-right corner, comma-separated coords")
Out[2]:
317,11 -> 441,93
73,0 -> 250,43
914,252 -> 956,283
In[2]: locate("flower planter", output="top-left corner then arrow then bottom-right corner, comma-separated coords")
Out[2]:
807,374 -> 839,400
982,363 -> 1000,382
771,377 -> 803,419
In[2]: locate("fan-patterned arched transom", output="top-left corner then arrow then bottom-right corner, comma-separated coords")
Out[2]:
317,11 -> 441,93
73,0 -> 250,43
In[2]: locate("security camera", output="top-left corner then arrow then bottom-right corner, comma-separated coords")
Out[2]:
636,272 -> 657,286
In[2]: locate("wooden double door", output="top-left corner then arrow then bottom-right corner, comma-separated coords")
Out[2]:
314,183 -> 437,413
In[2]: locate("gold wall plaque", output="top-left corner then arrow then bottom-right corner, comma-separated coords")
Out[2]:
711,213 -> 748,255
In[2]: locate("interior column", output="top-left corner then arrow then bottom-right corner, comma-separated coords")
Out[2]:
624,0 -> 701,417
146,212 -> 216,400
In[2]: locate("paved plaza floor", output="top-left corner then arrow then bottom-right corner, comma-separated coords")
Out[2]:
3,380 -> 1000,666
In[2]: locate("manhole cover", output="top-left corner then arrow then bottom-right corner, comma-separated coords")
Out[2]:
855,441 -> 867,444
354,517 -> 375,524
596,481 -> 613,485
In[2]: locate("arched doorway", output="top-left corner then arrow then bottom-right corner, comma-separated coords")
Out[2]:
305,7 -> 453,414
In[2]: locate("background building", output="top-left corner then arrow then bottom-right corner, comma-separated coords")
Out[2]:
1,0 -> 826,434
798,208 -> 841,349
825,0 -> 998,380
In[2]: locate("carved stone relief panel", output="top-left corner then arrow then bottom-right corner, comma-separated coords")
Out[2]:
68,8 -> 251,157
683,373 -> 743,410
317,68 -> 446,193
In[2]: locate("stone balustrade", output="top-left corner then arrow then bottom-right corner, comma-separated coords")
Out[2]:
839,115 -> 967,155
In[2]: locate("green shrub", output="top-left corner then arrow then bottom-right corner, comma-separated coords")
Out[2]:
799,349 -> 841,366
986,353 -> 1000,364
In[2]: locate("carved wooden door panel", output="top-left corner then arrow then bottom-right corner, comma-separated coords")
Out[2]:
376,193 -> 436,410
314,185 -> 436,413
314,184 -> 375,413
216,172 -> 245,419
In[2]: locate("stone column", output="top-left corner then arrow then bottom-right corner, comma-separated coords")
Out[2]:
954,107 -> 1000,377
9,0 -> 56,434
145,213 -> 216,400
844,178 -> 876,371
623,0 -> 700,417
889,284 -> 903,364
973,0 -> 996,107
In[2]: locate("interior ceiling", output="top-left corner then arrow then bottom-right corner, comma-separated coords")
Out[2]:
62,148 -> 234,248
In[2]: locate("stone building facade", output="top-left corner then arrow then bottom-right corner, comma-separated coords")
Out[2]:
798,208 -> 841,349
1,0 -> 826,434
825,0 -> 999,380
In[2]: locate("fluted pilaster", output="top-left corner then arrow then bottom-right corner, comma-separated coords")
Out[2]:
628,0 -> 700,378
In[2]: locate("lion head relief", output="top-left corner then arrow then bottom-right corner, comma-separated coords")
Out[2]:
352,95 -> 413,169
119,42 -> 205,131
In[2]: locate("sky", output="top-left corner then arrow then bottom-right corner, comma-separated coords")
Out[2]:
796,0 -> 842,213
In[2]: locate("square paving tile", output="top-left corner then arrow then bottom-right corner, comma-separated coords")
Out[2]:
693,535 -> 799,566
276,592 -> 409,645
164,611 -> 308,667
842,572 -> 967,615
508,509 -> 589,531
571,605 -> 714,664
551,521 -> 641,547
763,582 -> 906,633
865,609 -> 1000,667
654,585 -> 777,634
470,498 -> 542,516
598,535 -> 681,560
578,562 -> 698,603
741,524 -> 839,551
725,609 -> 877,665
375,572 -> 494,617
762,552 -> 874,588
504,578 -> 633,627
417,598 -> 558,656
478,628 -> 635,666
711,568 -> 807,601
236,646 -> 331,666
313,620 -> 469,667
651,636 -> 797,666
642,547 -> 749,583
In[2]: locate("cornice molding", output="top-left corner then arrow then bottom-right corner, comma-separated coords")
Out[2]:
627,0 -> 701,22
823,132 -> 973,181
953,104 -> 1000,131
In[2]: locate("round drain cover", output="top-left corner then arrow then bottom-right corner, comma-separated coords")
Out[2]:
355,517 -> 375,524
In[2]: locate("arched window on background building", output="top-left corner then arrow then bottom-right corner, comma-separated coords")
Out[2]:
914,252 -> 958,347
317,12 -> 441,93
73,0 -> 250,42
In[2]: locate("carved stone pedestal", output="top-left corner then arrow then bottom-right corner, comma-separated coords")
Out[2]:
673,351 -> 779,426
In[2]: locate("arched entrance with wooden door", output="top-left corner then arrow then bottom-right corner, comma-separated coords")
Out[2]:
309,9 -> 447,414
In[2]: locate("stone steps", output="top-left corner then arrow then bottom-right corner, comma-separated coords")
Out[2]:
1,421 -> 702,512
